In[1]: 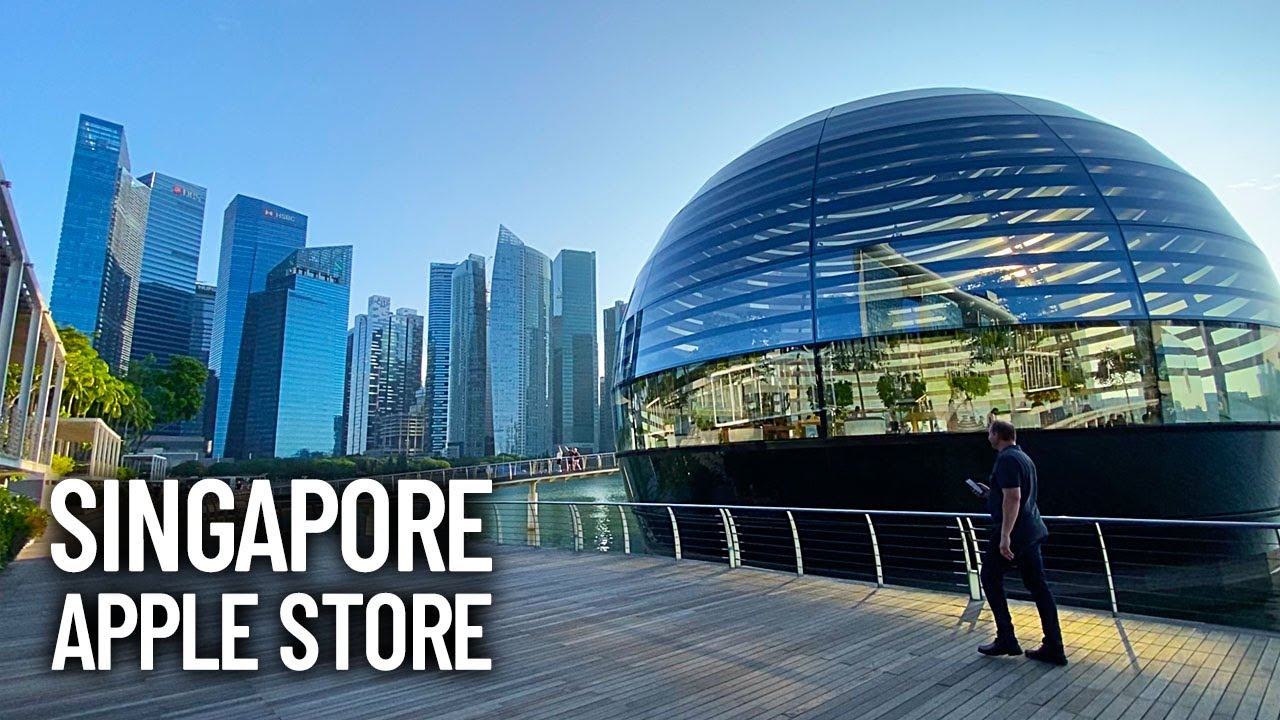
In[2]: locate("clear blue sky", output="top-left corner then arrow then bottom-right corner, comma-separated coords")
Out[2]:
4,1 -> 1278,323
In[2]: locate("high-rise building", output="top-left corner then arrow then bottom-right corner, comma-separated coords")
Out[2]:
447,255 -> 493,458
598,300 -> 626,453
552,249 -> 598,452
131,173 -> 206,367
489,226 -> 552,457
210,195 -> 307,458
425,262 -> 457,456
50,114 -> 150,372
343,296 -> 424,455
225,246 -> 351,459
192,283 -> 217,448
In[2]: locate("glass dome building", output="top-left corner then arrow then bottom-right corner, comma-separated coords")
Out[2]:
614,88 -> 1280,519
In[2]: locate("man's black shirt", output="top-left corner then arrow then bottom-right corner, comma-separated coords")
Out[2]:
986,444 -> 1049,549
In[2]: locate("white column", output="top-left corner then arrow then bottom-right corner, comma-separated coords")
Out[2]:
31,325 -> 55,460
92,423 -> 102,478
15,305 -> 42,456
0,261 -> 22,401
42,360 -> 66,465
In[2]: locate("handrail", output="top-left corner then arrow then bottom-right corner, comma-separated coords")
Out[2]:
477,497 -> 1280,632
481,499 -> 1280,531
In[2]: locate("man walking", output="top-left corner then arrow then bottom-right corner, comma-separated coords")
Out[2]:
973,420 -> 1067,665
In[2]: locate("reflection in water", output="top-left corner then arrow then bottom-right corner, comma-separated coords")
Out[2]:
487,472 -> 641,553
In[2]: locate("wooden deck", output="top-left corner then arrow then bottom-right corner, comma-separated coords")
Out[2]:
3,538 -> 1279,719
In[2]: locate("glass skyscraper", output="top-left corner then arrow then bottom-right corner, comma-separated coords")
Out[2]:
552,249 -> 598,452
192,282 -> 217,447
343,295 -> 424,455
210,195 -> 307,458
447,254 -> 493,458
51,114 -> 150,372
225,246 -> 351,459
598,300 -> 626,453
489,226 -> 552,457
131,173 -> 206,367
425,262 -> 457,456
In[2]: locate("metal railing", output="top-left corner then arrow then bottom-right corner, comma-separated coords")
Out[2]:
359,452 -> 617,485
476,500 -> 1280,632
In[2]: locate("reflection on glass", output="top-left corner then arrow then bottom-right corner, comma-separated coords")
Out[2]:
617,320 -> 1280,450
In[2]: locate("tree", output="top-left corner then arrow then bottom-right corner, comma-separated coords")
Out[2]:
828,340 -> 883,412
969,326 -> 1020,413
1094,346 -> 1142,415
124,354 -> 208,451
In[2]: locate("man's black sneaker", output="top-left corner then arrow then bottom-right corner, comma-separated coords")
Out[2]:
1025,644 -> 1068,666
978,639 -> 1023,657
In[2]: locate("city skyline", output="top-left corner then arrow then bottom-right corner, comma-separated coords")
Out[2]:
8,3 -> 1276,334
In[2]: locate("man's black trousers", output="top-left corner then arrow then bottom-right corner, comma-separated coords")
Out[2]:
981,539 -> 1063,647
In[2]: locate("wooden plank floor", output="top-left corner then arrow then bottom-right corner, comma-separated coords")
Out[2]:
3,538 -> 1279,719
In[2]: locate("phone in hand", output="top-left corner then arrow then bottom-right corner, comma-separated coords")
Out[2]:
965,478 -> 985,496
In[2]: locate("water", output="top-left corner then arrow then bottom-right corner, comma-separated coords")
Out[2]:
485,472 -> 647,554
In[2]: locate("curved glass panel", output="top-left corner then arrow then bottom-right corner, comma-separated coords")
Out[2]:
623,89 -> 1280,384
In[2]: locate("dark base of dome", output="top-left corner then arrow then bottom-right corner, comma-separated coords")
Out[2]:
618,423 -> 1280,520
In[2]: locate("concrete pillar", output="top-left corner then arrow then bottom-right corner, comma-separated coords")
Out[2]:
15,304 -> 42,455
41,360 -> 65,465
31,324 -> 55,460
0,261 -> 22,401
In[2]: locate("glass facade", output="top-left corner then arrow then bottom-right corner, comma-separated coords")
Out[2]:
552,249 -> 599,451
343,296 -> 423,455
426,262 -> 457,456
210,195 -> 307,458
131,172 -> 206,367
598,300 -> 626,452
617,89 -> 1280,450
50,114 -> 150,373
447,255 -> 494,458
489,226 -> 552,457
225,246 -> 351,459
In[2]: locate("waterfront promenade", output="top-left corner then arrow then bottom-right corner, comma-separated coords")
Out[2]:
3,534 -> 1279,719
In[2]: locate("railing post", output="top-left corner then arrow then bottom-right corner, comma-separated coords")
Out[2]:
720,508 -> 740,568
570,504 -> 583,552
1095,522 -> 1119,616
865,513 -> 884,587
527,481 -> 540,547
787,510 -> 804,576
618,505 -> 631,554
964,517 -> 982,599
957,517 -> 981,601
668,506 -> 682,560
493,503 -> 503,545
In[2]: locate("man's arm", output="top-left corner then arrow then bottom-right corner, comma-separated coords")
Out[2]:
999,487 -> 1021,560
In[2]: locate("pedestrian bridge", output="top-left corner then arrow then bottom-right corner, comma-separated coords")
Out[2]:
4,499 -> 1280,719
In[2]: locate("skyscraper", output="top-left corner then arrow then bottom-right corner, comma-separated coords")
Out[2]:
489,226 -> 552,457
50,114 -> 150,372
210,195 -> 307,458
552,249 -> 598,452
447,255 -> 493,458
192,283 -> 217,448
425,262 -> 457,456
225,246 -> 351,459
343,296 -> 424,455
131,173 -> 206,367
598,300 -> 626,453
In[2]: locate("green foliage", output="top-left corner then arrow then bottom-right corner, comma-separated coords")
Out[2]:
1094,347 -> 1142,386
947,371 -> 991,402
832,380 -> 855,409
169,460 -> 206,478
876,372 -> 927,410
0,487 -> 49,568
116,466 -> 139,481
124,354 -> 208,451
49,454 -> 76,478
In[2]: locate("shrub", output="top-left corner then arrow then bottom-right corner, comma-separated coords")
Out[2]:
50,454 -> 76,478
116,466 -> 138,481
0,487 -> 49,569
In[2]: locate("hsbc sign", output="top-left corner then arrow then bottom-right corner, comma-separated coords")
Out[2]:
264,208 -> 298,223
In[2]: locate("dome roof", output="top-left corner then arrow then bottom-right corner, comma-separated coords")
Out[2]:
619,88 -> 1276,381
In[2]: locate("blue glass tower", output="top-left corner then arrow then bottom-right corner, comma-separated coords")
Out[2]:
552,249 -> 598,452
51,114 -> 150,372
131,173 -> 206,366
225,246 -> 351,459
210,195 -> 307,458
490,226 -> 552,457
447,255 -> 493,458
426,262 -> 457,456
